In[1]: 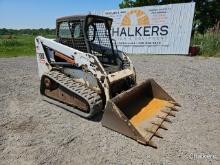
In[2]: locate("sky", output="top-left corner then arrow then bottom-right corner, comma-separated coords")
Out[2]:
0,0 -> 122,29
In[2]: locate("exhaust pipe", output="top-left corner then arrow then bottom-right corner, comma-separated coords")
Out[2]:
101,79 -> 180,148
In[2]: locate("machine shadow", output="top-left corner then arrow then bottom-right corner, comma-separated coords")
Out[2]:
45,100 -> 104,122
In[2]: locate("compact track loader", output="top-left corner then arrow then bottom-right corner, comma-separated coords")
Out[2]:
35,14 -> 180,148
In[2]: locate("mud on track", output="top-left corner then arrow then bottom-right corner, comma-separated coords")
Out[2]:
0,55 -> 219,165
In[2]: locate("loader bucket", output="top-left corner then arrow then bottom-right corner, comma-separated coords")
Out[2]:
101,79 -> 180,148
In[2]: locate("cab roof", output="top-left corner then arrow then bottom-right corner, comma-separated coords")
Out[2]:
56,14 -> 113,23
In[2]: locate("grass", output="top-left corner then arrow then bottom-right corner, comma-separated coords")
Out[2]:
192,32 -> 220,57
0,35 -> 55,58
0,35 -> 35,57
0,33 -> 219,57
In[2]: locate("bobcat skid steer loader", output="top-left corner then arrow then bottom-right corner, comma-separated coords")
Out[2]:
35,14 -> 180,148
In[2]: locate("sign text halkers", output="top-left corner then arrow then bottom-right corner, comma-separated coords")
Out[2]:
111,25 -> 168,37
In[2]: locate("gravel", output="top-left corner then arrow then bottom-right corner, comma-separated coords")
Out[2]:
0,55 -> 219,165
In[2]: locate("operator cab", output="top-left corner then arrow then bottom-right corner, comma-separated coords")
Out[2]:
56,14 -> 121,70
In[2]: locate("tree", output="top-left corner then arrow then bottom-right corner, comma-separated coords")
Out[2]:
119,0 -> 220,34
119,0 -> 135,8
0,28 -> 56,36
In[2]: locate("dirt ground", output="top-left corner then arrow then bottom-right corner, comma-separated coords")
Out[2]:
0,55 -> 219,165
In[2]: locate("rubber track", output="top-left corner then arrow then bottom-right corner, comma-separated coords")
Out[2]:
43,70 -> 103,118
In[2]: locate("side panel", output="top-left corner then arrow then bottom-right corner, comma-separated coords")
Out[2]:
35,38 -> 51,78
63,68 -> 100,93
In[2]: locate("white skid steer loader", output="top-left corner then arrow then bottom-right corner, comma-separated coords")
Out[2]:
35,14 -> 180,148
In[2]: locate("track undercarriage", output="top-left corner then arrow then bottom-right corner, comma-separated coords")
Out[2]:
40,70 -> 103,118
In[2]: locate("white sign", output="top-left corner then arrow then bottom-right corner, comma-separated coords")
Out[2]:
95,2 -> 195,54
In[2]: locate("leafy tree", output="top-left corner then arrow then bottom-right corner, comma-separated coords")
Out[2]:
0,28 -> 56,36
119,0 -> 134,8
119,0 -> 220,34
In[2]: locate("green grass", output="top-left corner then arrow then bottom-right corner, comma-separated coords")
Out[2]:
0,33 -> 219,58
0,35 -> 55,58
0,35 -> 35,57
192,32 -> 220,57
